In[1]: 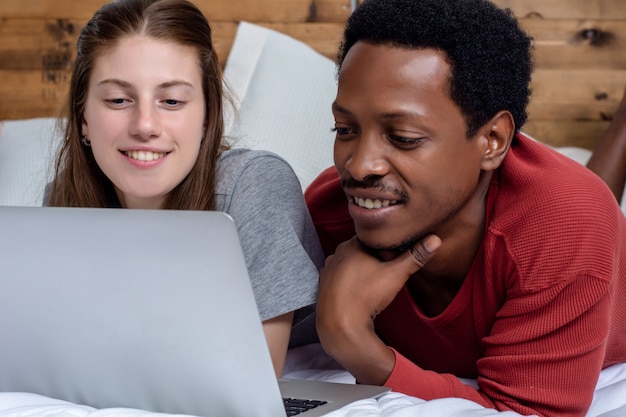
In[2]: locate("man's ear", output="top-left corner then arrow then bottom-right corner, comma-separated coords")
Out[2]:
480,110 -> 514,171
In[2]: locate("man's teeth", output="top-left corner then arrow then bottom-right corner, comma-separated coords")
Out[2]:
124,150 -> 166,161
354,197 -> 397,209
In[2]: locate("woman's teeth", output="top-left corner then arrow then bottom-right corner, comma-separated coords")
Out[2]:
124,150 -> 166,161
354,197 -> 397,209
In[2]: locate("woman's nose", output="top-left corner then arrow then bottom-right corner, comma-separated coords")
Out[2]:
129,101 -> 162,140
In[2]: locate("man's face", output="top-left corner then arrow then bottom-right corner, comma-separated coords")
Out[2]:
332,42 -> 489,253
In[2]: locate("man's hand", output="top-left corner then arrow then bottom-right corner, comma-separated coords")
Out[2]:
316,234 -> 441,385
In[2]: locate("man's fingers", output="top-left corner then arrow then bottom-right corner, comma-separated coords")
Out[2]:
394,234 -> 442,277
409,234 -> 441,267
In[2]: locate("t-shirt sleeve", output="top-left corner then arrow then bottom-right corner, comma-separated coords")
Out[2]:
220,152 -> 324,321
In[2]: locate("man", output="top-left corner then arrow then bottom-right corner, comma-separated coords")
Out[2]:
305,0 -> 626,416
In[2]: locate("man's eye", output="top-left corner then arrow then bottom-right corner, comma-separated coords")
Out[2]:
389,134 -> 425,146
331,127 -> 352,135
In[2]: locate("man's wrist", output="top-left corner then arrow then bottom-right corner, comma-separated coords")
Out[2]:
321,325 -> 395,385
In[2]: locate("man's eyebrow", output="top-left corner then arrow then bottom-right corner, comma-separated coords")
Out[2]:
332,101 -> 352,115
379,111 -> 424,120
332,101 -> 425,119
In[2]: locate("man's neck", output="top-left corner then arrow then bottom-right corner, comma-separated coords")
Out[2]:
405,170 -> 492,317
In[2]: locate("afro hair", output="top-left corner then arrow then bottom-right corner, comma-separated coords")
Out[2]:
338,0 -> 534,136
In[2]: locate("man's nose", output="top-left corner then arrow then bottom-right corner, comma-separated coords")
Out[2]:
343,133 -> 390,182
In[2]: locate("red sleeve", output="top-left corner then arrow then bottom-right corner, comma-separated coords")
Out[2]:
385,348 -> 489,403
304,166 -> 355,257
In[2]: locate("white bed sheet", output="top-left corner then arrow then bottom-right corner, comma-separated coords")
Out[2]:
2,344 -> 625,417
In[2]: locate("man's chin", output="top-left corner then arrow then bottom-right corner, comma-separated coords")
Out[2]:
356,235 -> 417,261
376,250 -> 400,261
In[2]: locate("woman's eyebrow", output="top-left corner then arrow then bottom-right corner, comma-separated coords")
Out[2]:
157,80 -> 194,89
96,78 -> 132,88
95,79 -> 194,89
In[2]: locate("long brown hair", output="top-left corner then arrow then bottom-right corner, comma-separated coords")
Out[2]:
47,0 -> 226,210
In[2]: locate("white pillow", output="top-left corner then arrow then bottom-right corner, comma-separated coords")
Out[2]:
0,118 -> 62,206
223,22 -> 337,190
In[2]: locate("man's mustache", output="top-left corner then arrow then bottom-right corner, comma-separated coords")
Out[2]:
340,177 -> 408,201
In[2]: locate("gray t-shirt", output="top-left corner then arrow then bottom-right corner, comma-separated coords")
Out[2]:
215,148 -> 324,322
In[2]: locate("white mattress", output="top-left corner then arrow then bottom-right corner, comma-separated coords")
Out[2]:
1,344 -> 625,417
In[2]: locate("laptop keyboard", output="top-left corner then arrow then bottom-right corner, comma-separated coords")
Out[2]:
283,397 -> 328,416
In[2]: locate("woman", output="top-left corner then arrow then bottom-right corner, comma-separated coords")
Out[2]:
46,0 -> 323,376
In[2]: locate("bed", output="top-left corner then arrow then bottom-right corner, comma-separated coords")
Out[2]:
1,22 -> 625,417
1,344 -> 626,417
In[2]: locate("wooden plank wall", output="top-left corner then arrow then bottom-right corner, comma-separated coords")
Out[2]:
0,0 -> 349,124
1,0 -> 625,150
496,0 -> 626,149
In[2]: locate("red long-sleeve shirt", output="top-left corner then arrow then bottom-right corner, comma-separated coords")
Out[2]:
304,133 -> 626,417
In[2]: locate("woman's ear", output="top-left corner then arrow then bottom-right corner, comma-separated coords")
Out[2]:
480,111 -> 514,171
81,119 -> 89,137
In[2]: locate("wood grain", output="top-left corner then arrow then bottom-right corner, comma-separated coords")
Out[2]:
523,120 -> 610,149
1,0 -> 625,150
522,19 -> 626,69
0,0 -> 352,22
492,0 -> 626,20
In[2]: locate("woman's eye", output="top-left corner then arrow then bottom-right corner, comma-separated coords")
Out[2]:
162,99 -> 185,109
104,98 -> 132,108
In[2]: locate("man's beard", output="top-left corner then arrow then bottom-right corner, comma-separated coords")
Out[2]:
357,230 -> 426,260
356,194 -> 464,261
341,175 -> 472,260
341,175 -> 412,259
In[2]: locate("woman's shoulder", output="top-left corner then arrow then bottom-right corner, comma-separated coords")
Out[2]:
216,148 -> 302,201
218,148 -> 294,176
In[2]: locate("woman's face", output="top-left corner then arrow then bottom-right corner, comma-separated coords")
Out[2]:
82,35 -> 206,209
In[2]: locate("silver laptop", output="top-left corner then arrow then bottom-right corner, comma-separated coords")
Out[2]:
0,206 -> 388,417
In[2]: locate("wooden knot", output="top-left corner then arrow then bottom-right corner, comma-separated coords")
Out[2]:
576,27 -> 613,46
595,92 -> 609,101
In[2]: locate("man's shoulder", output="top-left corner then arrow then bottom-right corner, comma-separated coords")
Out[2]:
495,134 -> 617,225
486,135 -> 625,288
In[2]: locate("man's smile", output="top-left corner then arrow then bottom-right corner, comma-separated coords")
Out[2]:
352,196 -> 399,209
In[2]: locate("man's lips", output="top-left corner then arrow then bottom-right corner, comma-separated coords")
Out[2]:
341,177 -> 407,210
